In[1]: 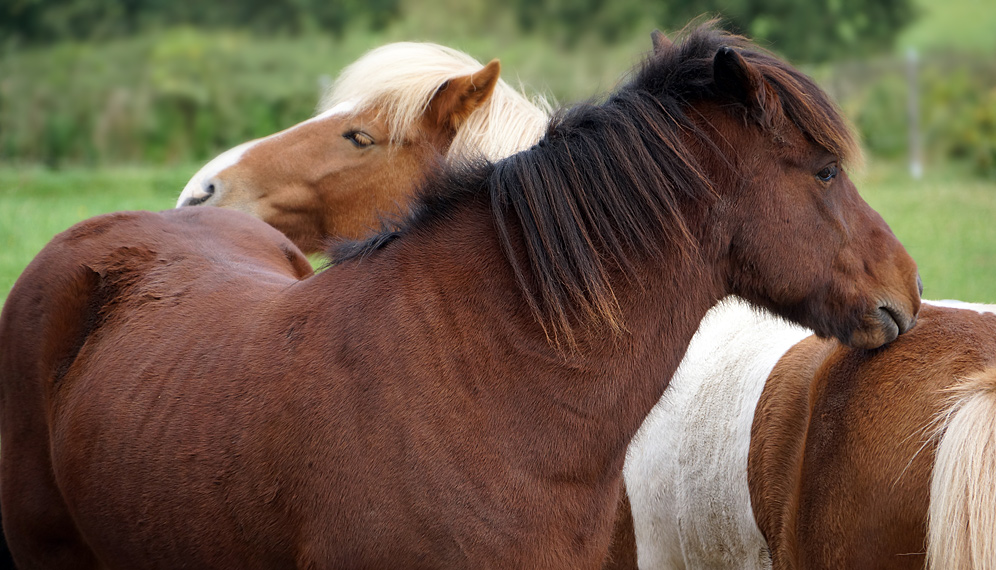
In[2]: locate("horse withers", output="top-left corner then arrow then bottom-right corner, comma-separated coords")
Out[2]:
176,42 -> 549,253
1,24 -> 920,569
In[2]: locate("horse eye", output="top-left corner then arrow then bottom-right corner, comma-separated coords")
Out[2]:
344,131 -> 374,148
816,164 -> 838,183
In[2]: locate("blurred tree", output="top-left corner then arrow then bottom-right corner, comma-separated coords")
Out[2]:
512,0 -> 653,44
510,0 -> 916,62
0,0 -> 400,46
2,0 -> 915,62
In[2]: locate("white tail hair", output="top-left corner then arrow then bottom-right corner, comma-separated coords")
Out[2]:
928,366 -> 996,570
320,42 -> 551,161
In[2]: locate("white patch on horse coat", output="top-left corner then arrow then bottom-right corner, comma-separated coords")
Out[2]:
925,299 -> 996,315
176,140 -> 259,207
175,101 -> 358,208
307,100 -> 356,123
624,297 -> 810,569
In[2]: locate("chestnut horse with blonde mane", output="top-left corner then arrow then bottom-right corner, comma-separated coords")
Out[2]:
611,299 -> 995,570
1,25 -> 920,569
176,42 -> 549,253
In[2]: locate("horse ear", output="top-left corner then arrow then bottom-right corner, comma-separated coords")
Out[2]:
713,46 -> 781,126
426,59 -> 502,133
713,47 -> 762,105
651,29 -> 672,53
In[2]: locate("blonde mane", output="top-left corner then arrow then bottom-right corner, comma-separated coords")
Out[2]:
319,42 -> 551,161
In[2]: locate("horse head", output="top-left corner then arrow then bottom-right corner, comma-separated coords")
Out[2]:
176,43 -> 549,254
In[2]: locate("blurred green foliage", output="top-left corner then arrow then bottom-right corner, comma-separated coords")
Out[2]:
0,25 -> 661,167
839,56 -> 996,179
929,75 -> 996,181
1,0 -> 400,45
0,30 -> 345,166
2,0 -> 995,179
510,0 -> 915,62
4,0 -> 913,63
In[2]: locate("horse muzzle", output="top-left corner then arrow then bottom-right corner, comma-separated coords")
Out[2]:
846,295 -> 919,350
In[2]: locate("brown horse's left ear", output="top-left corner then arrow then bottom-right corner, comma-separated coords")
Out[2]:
426,59 -> 502,133
651,29 -> 673,53
713,47 -> 773,122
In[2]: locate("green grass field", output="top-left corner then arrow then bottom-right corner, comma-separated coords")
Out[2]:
855,161 -> 995,303
900,0 -> 996,54
1,161 -> 993,306
0,165 -> 193,303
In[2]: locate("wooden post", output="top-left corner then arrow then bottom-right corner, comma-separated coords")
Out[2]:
906,48 -> 923,180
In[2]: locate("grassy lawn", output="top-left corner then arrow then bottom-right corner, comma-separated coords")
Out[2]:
0,165 -> 194,302
1,161 -> 994,306
900,0 -> 996,54
855,161 -> 996,304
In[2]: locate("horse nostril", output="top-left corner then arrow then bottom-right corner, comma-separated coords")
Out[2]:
880,303 -> 914,337
203,177 -> 219,197
182,177 -> 221,207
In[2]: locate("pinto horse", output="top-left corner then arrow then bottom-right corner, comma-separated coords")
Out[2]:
0,24 -> 920,569
616,299 -> 996,570
752,301 -> 996,569
176,42 -> 549,253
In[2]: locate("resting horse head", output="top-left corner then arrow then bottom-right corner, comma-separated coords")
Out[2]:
647,35 -> 921,349
176,42 -> 549,253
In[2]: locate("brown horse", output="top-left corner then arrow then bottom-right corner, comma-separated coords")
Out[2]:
750,301 -> 996,569
612,299 -> 995,570
0,24 -> 920,569
176,42 -> 549,253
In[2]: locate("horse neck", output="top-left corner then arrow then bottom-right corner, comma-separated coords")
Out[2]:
383,196 -> 725,483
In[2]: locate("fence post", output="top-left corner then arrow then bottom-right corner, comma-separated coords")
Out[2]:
906,48 -> 923,180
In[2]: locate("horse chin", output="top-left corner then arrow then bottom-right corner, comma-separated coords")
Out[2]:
845,301 -> 917,350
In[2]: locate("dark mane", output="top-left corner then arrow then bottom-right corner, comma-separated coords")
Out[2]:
332,22 -> 858,347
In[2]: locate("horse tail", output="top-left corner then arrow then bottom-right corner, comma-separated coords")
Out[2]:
927,366 -> 996,570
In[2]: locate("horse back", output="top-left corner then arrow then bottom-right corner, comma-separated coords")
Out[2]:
749,304 -> 996,569
2,207 -> 311,402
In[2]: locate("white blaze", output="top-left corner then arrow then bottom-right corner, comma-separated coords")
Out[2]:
176,139 -> 259,207
175,100 -> 358,208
